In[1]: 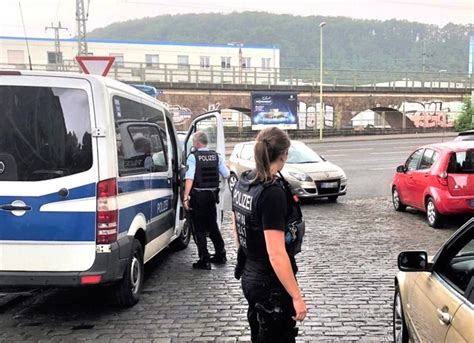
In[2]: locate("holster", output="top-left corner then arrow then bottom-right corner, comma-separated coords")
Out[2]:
286,220 -> 305,257
255,299 -> 298,341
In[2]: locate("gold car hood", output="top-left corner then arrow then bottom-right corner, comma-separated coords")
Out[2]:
282,161 -> 343,180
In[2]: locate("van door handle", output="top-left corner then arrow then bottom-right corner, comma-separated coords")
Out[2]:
0,204 -> 32,211
437,307 -> 451,325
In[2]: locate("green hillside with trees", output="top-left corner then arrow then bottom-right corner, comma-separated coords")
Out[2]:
89,12 -> 471,73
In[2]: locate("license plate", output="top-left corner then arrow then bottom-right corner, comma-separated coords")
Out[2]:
320,182 -> 338,188
470,199 -> 474,207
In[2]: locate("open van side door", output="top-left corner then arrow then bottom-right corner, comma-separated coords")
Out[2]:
183,111 -> 226,224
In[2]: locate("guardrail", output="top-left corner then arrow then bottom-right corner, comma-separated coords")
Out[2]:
2,61 -> 473,91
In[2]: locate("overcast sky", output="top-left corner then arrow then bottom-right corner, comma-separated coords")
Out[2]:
1,0 -> 473,39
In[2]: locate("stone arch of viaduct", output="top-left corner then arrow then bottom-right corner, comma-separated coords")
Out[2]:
157,88 -> 467,128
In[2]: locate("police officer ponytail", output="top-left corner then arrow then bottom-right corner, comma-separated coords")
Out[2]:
253,127 -> 291,183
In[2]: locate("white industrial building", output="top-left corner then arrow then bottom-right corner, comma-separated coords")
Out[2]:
0,36 -> 280,83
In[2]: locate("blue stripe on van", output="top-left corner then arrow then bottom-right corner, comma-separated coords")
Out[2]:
117,178 -> 173,235
118,195 -> 173,234
118,178 -> 169,194
0,183 -> 96,241
0,212 -> 96,241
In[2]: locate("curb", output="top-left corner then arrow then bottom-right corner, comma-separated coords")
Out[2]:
224,132 -> 457,154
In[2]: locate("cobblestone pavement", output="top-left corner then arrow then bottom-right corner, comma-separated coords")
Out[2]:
0,197 -> 466,342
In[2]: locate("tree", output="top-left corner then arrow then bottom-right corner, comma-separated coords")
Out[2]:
455,98 -> 474,132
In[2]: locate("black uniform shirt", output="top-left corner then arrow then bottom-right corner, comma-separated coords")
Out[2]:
258,185 -> 287,233
243,178 -> 297,276
263,179 -> 298,273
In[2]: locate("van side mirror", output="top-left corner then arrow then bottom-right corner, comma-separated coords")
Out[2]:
398,251 -> 429,272
396,165 -> 406,173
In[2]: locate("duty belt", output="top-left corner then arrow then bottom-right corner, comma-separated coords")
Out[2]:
192,187 -> 219,192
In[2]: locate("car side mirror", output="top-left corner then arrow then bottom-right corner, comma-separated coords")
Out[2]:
396,165 -> 406,173
398,251 -> 429,272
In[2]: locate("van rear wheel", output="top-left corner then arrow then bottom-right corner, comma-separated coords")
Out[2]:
112,239 -> 144,307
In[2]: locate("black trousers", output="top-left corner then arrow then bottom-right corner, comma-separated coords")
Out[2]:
189,190 -> 225,261
241,270 -> 297,343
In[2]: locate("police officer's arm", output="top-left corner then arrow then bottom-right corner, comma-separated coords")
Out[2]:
183,154 -> 196,209
261,187 -> 307,321
218,154 -> 230,179
231,212 -> 239,247
183,180 -> 193,210
264,230 -> 307,321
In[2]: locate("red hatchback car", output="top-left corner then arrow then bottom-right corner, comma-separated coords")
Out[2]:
391,141 -> 474,227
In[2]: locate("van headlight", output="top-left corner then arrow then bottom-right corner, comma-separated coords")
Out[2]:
288,171 -> 312,182
340,174 -> 347,184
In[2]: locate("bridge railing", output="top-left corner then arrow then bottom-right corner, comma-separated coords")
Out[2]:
2,61 -> 472,91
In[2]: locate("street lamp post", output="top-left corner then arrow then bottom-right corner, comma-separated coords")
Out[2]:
227,42 -> 244,84
318,22 -> 326,140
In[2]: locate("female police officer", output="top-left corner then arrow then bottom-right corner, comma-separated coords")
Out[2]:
232,127 -> 307,342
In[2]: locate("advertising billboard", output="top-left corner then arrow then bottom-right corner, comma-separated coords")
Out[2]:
251,92 -> 298,130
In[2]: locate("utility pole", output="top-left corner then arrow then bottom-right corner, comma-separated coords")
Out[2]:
45,22 -> 68,70
422,40 -> 426,72
421,40 -> 433,73
238,47 -> 243,83
76,0 -> 89,56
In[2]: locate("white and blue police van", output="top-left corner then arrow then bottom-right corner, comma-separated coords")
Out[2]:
0,70 -> 226,306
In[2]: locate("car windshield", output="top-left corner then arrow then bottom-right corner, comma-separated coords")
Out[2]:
287,143 -> 323,164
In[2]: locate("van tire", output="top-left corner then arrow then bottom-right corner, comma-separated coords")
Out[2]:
170,220 -> 191,251
112,239 -> 144,307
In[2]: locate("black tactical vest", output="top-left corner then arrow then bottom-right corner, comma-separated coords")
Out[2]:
232,170 -> 304,262
232,171 -> 269,261
192,150 -> 219,189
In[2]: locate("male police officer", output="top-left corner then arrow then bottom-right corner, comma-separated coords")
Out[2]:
183,131 -> 230,270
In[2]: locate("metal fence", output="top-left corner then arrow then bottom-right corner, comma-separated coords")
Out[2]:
2,60 -> 473,91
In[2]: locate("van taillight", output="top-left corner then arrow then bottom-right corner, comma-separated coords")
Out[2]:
96,178 -> 118,244
437,172 -> 448,186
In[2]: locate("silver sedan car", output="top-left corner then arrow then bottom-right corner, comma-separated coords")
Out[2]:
228,140 -> 347,201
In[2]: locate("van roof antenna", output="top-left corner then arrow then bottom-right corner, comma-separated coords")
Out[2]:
19,1 -> 33,70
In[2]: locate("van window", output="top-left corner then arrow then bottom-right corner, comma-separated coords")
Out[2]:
447,150 -> 474,174
0,86 -> 92,181
129,125 -> 167,172
113,96 -> 168,175
143,103 -> 168,159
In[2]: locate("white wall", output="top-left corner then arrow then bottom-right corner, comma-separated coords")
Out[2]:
0,36 -> 280,70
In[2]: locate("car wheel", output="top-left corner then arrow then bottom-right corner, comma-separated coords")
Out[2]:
170,219 -> 191,251
327,195 -> 338,202
392,187 -> 406,212
426,197 -> 443,228
393,285 -> 409,343
228,173 -> 238,193
112,239 -> 144,307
